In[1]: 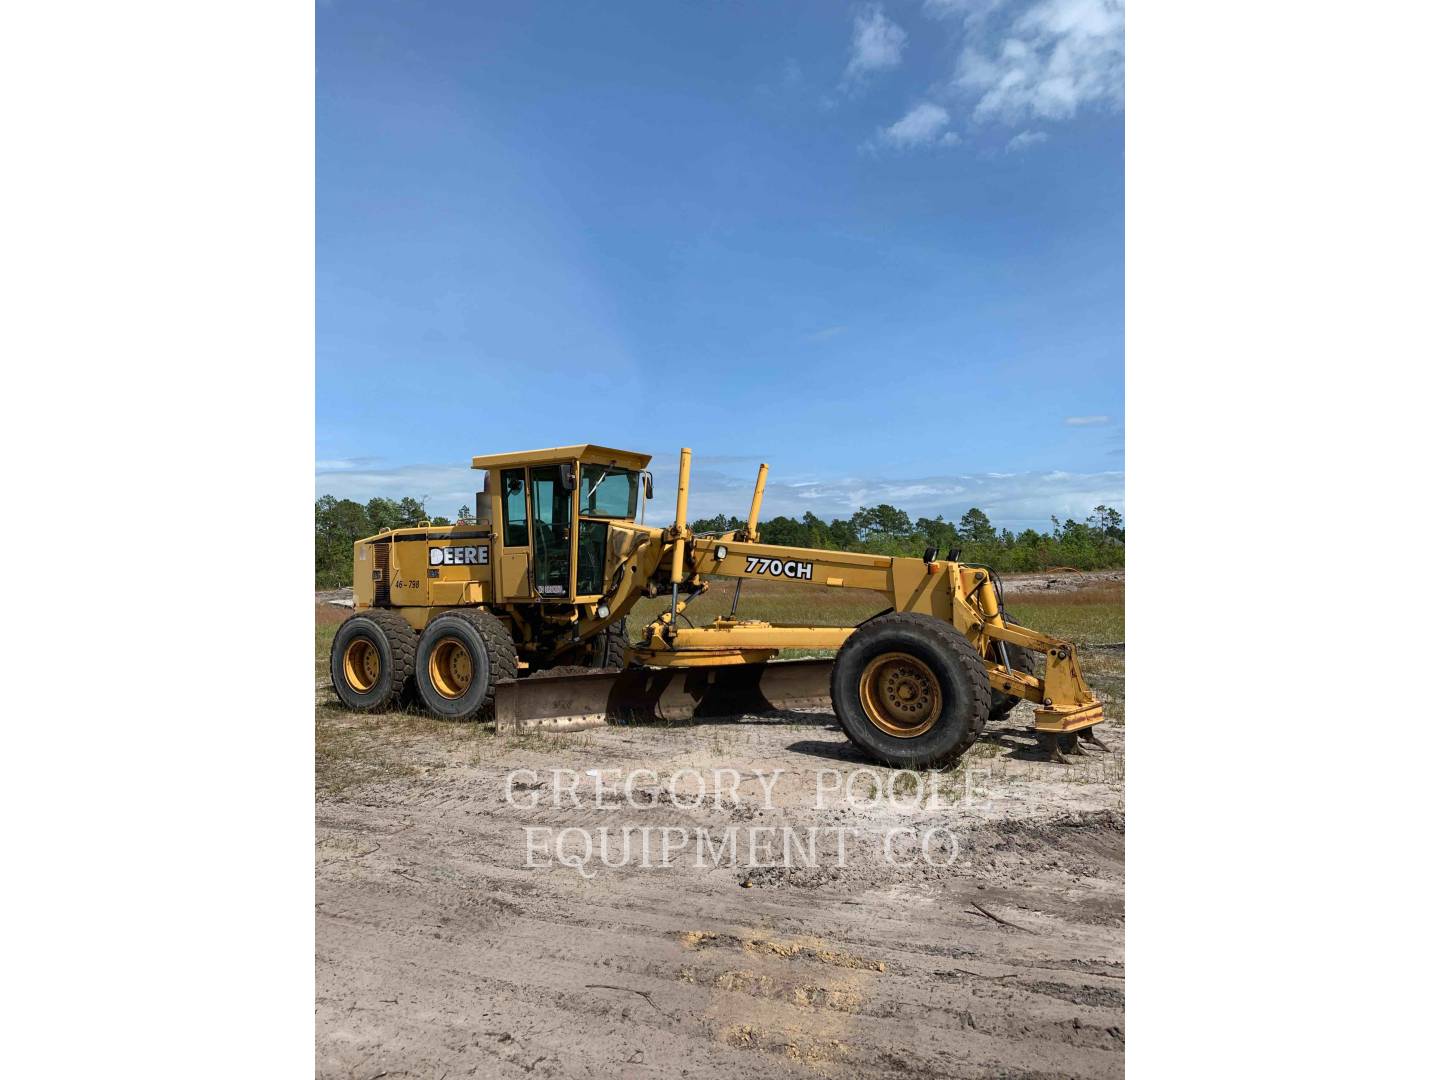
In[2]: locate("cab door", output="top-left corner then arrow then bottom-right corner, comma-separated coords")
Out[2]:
497,467 -> 533,601
527,464 -> 572,598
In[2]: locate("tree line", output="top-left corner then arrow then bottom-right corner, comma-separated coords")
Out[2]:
316,494 -> 1123,588
315,496 -> 472,588
689,504 -> 1124,574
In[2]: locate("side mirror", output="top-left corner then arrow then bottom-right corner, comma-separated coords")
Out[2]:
643,471 -> 654,500
561,463 -> 576,491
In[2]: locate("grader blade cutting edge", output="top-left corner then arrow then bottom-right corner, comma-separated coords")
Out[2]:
491,658 -> 835,734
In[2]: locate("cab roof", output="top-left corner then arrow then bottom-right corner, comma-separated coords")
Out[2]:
470,444 -> 652,471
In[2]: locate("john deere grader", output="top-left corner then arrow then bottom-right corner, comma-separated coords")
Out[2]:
329,445 -> 1107,766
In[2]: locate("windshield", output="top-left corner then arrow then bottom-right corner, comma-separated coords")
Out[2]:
580,465 -> 638,519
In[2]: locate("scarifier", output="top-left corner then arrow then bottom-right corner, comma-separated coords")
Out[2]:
329,445 -> 1107,766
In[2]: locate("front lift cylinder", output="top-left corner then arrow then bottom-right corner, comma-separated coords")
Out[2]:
745,463 -> 769,540
976,572 -> 1009,671
670,447 -> 691,585
668,447 -> 692,625
974,572 -> 1002,621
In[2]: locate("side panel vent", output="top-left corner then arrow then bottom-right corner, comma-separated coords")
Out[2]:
373,542 -> 391,606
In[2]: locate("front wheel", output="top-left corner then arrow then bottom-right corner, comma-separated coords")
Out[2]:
593,618 -> 628,669
545,617 -> 629,672
830,613 -> 991,769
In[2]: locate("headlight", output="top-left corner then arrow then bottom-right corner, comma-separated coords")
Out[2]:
597,603 -> 611,619
714,544 -> 729,561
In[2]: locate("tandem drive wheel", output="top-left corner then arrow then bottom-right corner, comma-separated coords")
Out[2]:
329,611 -> 417,712
414,609 -> 518,720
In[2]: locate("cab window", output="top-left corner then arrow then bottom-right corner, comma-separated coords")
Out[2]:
580,466 -> 638,518
501,469 -> 528,546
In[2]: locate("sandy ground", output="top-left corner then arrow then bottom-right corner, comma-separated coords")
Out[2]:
317,688 -> 1124,1078
990,569 -> 1125,595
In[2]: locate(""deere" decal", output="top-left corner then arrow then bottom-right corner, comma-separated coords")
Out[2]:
429,545 -> 489,567
744,555 -> 814,580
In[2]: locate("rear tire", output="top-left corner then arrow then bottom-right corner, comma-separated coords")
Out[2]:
831,613 -> 991,769
330,611 -> 417,712
415,609 -> 519,720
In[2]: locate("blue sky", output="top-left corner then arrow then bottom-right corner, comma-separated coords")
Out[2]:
317,0 -> 1124,530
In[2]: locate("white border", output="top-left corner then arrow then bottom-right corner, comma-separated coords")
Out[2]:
1128,2 -> 1435,1073
3,0 -> 1436,1073
4,2 -> 314,1074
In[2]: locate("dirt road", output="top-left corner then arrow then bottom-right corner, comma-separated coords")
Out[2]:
316,695 -> 1124,1078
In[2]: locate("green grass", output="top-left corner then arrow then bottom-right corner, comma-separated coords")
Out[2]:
626,578 -> 890,634
316,621 -> 339,680
1003,582 -> 1124,645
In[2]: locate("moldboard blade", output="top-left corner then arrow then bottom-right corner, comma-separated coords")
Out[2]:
491,658 -> 835,733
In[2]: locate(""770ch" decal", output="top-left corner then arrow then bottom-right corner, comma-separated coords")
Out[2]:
743,555 -> 814,581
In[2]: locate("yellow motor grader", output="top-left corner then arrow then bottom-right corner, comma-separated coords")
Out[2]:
329,444 -> 1107,766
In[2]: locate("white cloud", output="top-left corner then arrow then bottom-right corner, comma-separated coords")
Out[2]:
1006,129 -> 1048,151
315,456 -> 381,471
923,0 -> 1011,30
951,0 -> 1124,125
880,102 -> 953,147
846,5 -> 907,79
803,325 -> 848,342
924,0 -> 1003,18
1064,415 -> 1111,426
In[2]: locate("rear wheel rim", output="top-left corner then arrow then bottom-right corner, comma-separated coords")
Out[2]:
342,638 -> 382,693
858,651 -> 941,738
428,636 -> 474,699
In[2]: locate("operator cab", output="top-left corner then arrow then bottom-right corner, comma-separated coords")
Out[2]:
472,444 -> 653,603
